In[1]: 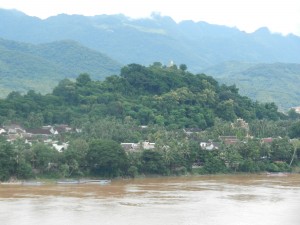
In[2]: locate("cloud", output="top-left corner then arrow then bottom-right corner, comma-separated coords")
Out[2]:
0,0 -> 300,35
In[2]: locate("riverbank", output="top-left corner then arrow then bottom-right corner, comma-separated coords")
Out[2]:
291,166 -> 300,173
0,178 -> 111,185
2,167 -> 299,185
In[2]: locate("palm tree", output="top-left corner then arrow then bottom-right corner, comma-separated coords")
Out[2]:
289,139 -> 300,166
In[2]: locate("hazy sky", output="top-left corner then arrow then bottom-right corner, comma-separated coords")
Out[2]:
1,0 -> 300,36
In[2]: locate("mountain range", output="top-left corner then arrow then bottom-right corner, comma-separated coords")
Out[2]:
0,38 -> 121,97
0,9 -> 300,109
1,9 -> 300,72
204,62 -> 300,110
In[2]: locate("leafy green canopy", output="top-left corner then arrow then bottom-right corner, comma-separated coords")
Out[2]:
0,63 -> 282,129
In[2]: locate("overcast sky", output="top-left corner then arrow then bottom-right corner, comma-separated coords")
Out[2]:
1,0 -> 299,36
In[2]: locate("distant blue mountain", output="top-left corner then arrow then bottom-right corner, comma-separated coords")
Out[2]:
0,9 -> 299,72
1,9 -> 300,108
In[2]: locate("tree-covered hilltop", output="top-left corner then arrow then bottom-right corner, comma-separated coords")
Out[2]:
0,63 -> 282,129
2,63 -> 300,181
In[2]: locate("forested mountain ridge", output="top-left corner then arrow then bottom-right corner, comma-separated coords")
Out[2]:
1,9 -> 300,72
1,9 -> 300,108
0,38 -> 122,97
203,62 -> 300,110
0,63 -> 282,129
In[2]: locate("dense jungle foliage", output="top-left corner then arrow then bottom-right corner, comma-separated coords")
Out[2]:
0,63 -> 300,181
0,63 -> 283,127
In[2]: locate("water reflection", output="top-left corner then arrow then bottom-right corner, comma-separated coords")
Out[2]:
1,174 -> 300,225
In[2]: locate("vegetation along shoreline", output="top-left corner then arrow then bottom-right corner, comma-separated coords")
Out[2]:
1,63 -> 300,182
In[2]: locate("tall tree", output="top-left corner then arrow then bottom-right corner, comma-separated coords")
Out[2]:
87,139 -> 128,177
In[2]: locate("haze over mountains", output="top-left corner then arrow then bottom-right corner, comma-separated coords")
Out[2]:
0,9 -> 300,109
0,38 -> 121,96
1,9 -> 300,71
204,62 -> 300,110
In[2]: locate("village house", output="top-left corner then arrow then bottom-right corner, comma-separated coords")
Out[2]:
0,124 -> 77,153
120,143 -> 140,152
54,124 -> 73,133
1,124 -> 26,141
42,125 -> 59,135
25,128 -> 53,138
42,139 -> 69,152
121,141 -> 156,152
6,134 -> 19,142
142,141 -> 155,149
0,127 -> 6,134
200,141 -> 220,150
3,124 -> 26,135
261,137 -> 274,144
219,136 -> 239,145
52,142 -> 69,152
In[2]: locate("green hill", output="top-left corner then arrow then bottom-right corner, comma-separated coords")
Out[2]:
203,62 -> 300,110
0,38 -> 122,97
0,63 -> 283,128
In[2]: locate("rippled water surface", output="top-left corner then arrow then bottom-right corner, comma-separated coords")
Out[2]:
1,174 -> 300,225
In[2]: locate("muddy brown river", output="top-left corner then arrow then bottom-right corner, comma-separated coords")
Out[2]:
0,174 -> 299,225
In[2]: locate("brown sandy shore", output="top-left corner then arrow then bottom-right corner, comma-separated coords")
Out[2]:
0,171 -> 296,185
